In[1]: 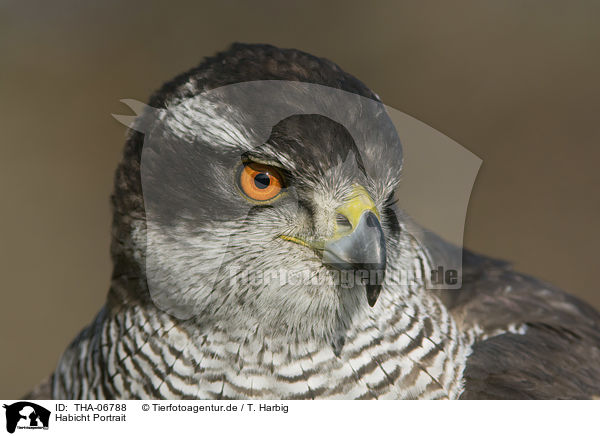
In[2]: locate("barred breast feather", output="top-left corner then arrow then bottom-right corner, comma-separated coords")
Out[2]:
53,281 -> 471,400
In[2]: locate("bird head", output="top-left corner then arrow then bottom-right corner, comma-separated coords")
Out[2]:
110,44 -> 422,341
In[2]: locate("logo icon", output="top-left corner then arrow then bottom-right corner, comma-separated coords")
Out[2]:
3,402 -> 50,434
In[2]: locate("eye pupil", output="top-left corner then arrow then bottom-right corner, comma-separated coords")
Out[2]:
254,173 -> 271,189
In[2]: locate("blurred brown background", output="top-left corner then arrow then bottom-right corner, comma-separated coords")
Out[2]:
1,0 -> 599,398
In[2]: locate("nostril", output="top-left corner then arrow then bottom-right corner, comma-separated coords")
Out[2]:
336,213 -> 352,230
365,210 -> 379,227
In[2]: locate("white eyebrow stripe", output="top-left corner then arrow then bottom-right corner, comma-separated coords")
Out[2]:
163,97 -> 253,149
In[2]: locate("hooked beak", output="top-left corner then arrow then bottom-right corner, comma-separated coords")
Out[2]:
322,186 -> 386,307
281,185 -> 387,307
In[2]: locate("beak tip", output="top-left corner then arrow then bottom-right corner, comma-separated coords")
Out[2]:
366,283 -> 382,307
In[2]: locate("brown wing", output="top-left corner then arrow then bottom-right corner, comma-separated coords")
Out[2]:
440,250 -> 600,399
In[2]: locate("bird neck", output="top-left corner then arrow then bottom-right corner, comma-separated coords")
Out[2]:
52,276 -> 470,399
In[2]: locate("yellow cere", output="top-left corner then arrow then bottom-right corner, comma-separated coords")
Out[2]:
279,184 -> 379,248
333,185 -> 380,237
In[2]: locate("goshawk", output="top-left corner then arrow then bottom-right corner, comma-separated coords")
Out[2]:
27,43 -> 600,400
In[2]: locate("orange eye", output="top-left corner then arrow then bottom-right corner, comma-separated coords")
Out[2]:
239,162 -> 284,201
